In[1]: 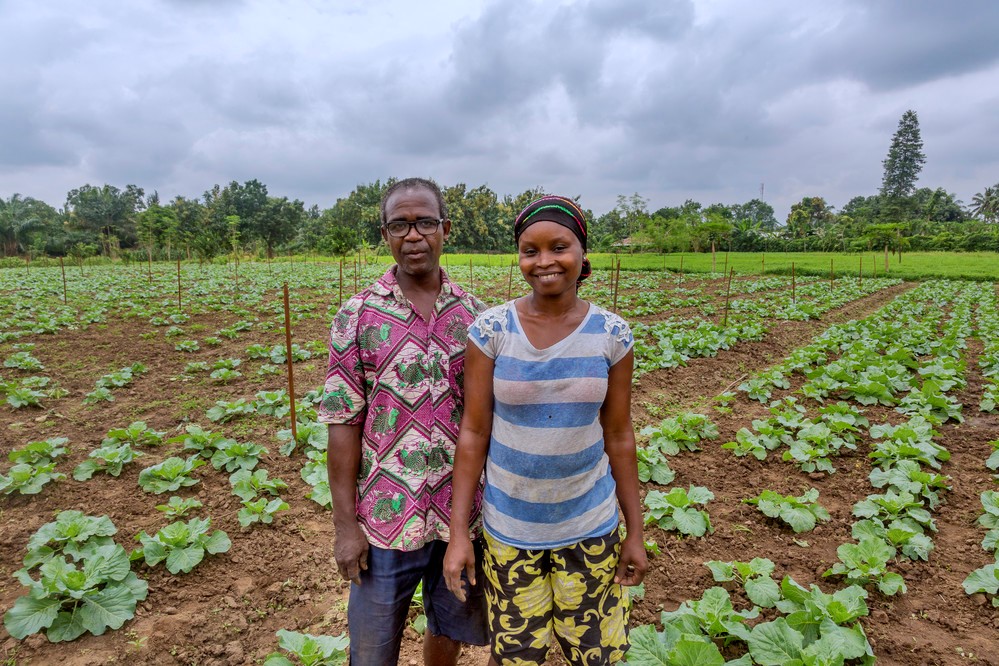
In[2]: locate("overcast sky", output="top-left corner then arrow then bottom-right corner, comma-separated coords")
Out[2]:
3,0 -> 999,219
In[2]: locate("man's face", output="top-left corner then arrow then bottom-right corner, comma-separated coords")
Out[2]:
381,187 -> 451,280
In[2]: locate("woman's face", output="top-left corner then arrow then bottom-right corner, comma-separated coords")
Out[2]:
517,220 -> 584,297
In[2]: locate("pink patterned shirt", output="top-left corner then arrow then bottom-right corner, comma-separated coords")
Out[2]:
319,267 -> 485,550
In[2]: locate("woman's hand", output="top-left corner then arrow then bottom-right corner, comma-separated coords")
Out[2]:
614,533 -> 648,586
443,535 -> 477,602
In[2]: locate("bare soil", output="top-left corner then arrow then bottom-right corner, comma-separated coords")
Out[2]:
1,273 -> 997,666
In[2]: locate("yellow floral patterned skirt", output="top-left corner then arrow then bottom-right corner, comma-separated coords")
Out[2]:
482,530 -> 629,665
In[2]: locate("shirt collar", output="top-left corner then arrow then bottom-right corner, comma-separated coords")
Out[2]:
371,268 -> 397,298
373,266 -> 465,304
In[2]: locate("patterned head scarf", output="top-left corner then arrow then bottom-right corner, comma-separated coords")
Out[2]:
513,195 -> 592,285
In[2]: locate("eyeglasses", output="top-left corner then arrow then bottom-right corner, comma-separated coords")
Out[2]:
383,218 -> 443,238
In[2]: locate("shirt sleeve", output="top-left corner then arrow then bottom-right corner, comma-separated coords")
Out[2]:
317,299 -> 367,425
605,312 -> 635,367
467,306 -> 505,360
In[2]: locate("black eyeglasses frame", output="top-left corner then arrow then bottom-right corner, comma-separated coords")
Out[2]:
382,218 -> 443,238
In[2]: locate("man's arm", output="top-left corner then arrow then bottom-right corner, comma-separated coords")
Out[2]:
328,423 -> 368,584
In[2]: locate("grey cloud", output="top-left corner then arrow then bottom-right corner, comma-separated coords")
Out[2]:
444,1 -> 604,116
441,0 -> 782,156
579,0 -> 694,40
2,0 -> 998,219
0,99 -> 76,168
810,1 -> 999,90
171,54 -> 311,128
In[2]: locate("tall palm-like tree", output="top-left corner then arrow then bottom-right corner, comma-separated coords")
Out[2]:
0,194 -> 41,257
730,218 -> 761,251
732,218 -> 761,235
970,186 -> 998,223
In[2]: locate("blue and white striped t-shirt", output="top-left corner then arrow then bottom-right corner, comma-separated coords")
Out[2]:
468,300 -> 634,549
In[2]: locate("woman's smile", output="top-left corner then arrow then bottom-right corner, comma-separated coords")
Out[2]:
518,221 -> 583,299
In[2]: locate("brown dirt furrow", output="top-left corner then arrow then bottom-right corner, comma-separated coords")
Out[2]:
632,281 -> 915,425
3,275 -> 998,666
628,287 -> 999,666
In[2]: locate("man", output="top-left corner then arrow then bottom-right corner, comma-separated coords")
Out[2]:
319,178 -> 488,665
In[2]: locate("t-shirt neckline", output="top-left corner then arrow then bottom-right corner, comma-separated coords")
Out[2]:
510,300 -> 593,353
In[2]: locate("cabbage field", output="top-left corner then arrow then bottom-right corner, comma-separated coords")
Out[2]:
1,259 -> 997,665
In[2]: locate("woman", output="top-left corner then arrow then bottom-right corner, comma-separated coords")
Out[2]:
444,195 -> 647,665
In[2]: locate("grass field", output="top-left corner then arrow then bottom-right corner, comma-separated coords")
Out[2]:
356,250 -> 999,281
7,250 -> 995,281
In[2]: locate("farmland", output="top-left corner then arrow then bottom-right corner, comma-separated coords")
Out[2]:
1,258 -> 998,665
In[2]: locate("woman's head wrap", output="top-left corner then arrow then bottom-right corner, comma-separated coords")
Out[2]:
513,195 -> 592,285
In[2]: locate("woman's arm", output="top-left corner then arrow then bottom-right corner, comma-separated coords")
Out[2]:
601,348 -> 648,586
443,343 -> 495,601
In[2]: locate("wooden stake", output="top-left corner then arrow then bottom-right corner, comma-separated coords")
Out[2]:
859,257 -> 863,287
679,255 -> 684,283
60,256 -> 67,304
469,258 -> 474,293
283,283 -> 298,443
722,267 -> 734,328
830,259 -> 834,290
507,262 -> 514,301
612,259 -> 622,313
723,251 -> 729,276
176,259 -> 182,311
791,262 -> 796,303
761,252 -> 765,275
338,258 -> 344,307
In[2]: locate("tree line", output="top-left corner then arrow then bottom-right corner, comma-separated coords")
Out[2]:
1,111 -> 997,262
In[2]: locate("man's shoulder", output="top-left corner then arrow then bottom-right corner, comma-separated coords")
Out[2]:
329,283 -> 399,337
440,272 -> 486,313
340,272 -> 401,312
456,291 -> 489,317
468,293 -> 489,314
441,283 -> 488,320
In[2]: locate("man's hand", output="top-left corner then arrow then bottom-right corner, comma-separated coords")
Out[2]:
443,536 -> 476,602
334,522 -> 369,584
